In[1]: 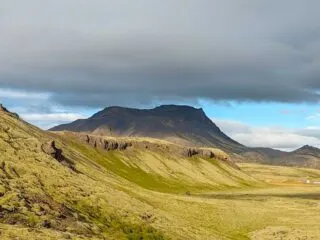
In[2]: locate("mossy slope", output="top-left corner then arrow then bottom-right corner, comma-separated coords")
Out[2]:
0,111 -> 167,239
4,110 -> 317,240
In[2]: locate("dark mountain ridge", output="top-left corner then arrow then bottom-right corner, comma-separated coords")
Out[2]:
51,105 -> 245,152
293,145 -> 320,157
240,145 -> 320,169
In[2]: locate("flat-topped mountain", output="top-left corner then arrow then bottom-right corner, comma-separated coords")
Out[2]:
51,105 -> 245,152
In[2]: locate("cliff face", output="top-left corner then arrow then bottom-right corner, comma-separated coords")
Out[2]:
61,132 -> 234,164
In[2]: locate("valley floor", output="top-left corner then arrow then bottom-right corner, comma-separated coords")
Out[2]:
115,163 -> 320,240
2,160 -> 320,240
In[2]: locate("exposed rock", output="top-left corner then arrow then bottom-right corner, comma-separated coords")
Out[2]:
41,141 -> 77,172
140,212 -> 154,222
200,149 -> 215,159
42,219 -> 52,228
184,148 -> 199,157
80,135 -> 90,144
78,134 -> 221,160
42,141 -> 63,161
70,133 -> 238,168
79,135 -> 132,151
119,142 -> 131,150
107,141 -> 119,151
0,104 -> 8,112
0,104 -> 19,119
183,148 -> 216,159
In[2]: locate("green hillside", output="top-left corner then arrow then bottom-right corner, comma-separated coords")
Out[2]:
1,109 -> 320,240
0,108 -> 258,239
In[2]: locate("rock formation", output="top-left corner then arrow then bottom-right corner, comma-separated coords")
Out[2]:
41,141 -> 77,172
75,134 -> 231,162
0,104 -> 19,119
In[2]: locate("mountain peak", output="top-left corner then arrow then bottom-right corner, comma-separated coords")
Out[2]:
153,104 -> 203,112
293,145 -> 320,158
92,105 -> 207,121
99,105 -> 204,114
50,104 -> 244,151
297,145 -> 320,152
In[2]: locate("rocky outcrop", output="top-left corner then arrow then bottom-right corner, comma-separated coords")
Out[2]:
57,132 -> 240,169
80,135 -> 132,151
77,134 -> 230,160
0,104 -> 19,119
201,149 -> 216,158
0,104 -> 8,112
41,141 -> 77,172
184,148 -> 199,157
183,148 -> 217,159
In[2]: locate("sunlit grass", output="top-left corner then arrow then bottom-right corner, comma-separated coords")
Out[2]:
1,112 -> 320,239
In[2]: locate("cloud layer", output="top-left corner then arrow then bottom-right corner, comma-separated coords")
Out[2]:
0,0 -> 320,107
215,119 -> 320,151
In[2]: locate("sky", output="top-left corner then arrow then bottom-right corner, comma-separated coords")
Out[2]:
0,0 -> 319,150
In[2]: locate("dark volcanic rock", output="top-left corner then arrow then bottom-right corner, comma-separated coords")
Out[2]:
42,141 -> 64,161
0,104 -> 19,119
183,148 -> 217,159
107,141 -> 119,151
119,142 -> 131,150
184,148 -> 199,157
77,134 -> 219,160
78,135 -> 131,151
0,104 -> 8,112
41,141 -> 77,172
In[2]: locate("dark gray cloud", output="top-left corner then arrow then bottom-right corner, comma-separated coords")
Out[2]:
0,0 -> 320,107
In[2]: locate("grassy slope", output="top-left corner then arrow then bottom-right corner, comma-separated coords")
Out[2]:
0,112 -> 167,239
1,111 -> 320,239
62,134 -> 259,193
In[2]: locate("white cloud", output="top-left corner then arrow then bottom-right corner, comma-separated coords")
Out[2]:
214,118 -> 320,151
307,113 -> 320,121
296,126 -> 320,140
0,88 -> 50,100
21,113 -> 85,122
213,118 -> 251,134
20,113 -> 87,130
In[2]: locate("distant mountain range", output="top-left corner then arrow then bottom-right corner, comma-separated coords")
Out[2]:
263,145 -> 320,168
51,105 -> 320,168
240,145 -> 320,168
